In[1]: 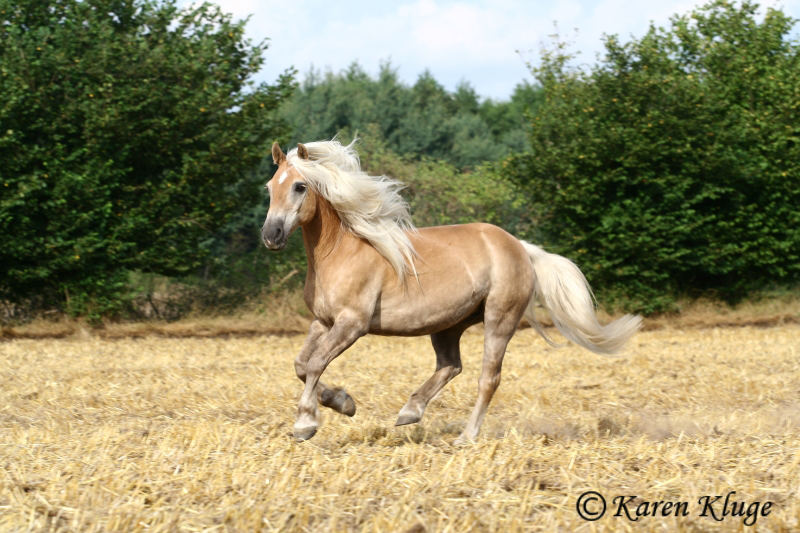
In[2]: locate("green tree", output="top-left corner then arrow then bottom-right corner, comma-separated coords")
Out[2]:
0,0 -> 294,318
278,63 -> 407,149
279,63 -> 537,169
479,81 -> 542,153
512,0 -> 800,312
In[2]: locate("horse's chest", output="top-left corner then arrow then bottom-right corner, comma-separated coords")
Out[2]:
307,297 -> 334,323
303,275 -> 342,324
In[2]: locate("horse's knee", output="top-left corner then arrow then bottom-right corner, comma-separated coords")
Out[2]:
479,373 -> 501,392
294,358 -> 307,382
306,357 -> 330,378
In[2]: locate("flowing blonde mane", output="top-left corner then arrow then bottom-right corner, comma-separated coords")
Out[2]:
286,139 -> 417,278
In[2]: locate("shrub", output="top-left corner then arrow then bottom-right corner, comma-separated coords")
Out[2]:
512,0 -> 800,313
0,0 -> 293,320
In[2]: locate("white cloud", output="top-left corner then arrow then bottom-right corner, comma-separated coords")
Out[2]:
205,0 -> 800,100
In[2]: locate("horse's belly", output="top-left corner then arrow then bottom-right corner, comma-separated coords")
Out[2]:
369,296 -> 484,335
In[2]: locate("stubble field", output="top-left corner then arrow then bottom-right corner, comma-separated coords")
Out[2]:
1,323 -> 799,531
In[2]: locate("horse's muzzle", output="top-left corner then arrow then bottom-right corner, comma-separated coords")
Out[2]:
262,218 -> 287,250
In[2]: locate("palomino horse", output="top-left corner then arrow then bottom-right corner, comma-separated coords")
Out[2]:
262,140 -> 641,443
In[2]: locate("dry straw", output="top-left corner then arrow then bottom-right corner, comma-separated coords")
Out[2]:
1,323 -> 799,531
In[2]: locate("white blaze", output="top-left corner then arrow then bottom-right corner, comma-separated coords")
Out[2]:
278,171 -> 288,184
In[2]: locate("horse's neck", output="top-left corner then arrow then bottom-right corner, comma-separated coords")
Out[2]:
301,198 -> 348,271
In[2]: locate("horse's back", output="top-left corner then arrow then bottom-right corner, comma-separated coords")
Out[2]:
423,222 -> 535,300
414,222 -> 532,280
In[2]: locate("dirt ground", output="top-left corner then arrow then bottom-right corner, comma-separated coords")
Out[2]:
1,324 -> 799,531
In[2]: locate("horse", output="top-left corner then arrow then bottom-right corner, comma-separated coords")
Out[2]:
262,139 -> 642,443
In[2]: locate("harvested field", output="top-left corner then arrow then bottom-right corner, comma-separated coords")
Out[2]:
1,325 -> 799,531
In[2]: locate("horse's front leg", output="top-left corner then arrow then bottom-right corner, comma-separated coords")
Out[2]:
294,312 -> 367,441
295,319 -> 356,416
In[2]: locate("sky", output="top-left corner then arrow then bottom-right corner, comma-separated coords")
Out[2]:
205,0 -> 800,101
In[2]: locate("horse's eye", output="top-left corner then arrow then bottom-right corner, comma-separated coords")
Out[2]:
294,183 -> 307,194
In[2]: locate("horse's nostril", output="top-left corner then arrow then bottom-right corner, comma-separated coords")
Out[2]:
262,216 -> 287,248
265,223 -> 284,245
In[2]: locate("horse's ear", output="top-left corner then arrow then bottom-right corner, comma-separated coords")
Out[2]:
272,142 -> 285,165
297,143 -> 309,160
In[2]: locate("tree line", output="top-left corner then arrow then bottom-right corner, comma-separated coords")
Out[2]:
1,0 -> 797,321
279,63 -> 540,169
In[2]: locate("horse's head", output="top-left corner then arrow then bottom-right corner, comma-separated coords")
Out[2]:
261,142 -> 317,250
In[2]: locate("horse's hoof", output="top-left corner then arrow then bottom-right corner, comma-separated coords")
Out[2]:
293,425 -> 318,442
320,388 -> 357,417
453,434 -> 475,446
339,394 -> 356,417
395,413 -> 421,426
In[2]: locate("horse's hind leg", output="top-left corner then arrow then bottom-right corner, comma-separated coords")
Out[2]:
395,324 -> 466,426
295,320 -> 356,417
456,308 -> 521,444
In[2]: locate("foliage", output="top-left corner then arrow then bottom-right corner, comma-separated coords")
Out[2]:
0,0 -> 294,319
354,132 -> 530,232
278,62 -> 540,169
511,0 -> 800,313
5,0 -> 799,322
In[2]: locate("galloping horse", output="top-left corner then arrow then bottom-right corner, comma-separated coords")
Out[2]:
262,140 -> 641,443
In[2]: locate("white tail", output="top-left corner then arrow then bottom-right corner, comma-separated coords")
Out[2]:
519,241 -> 642,355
